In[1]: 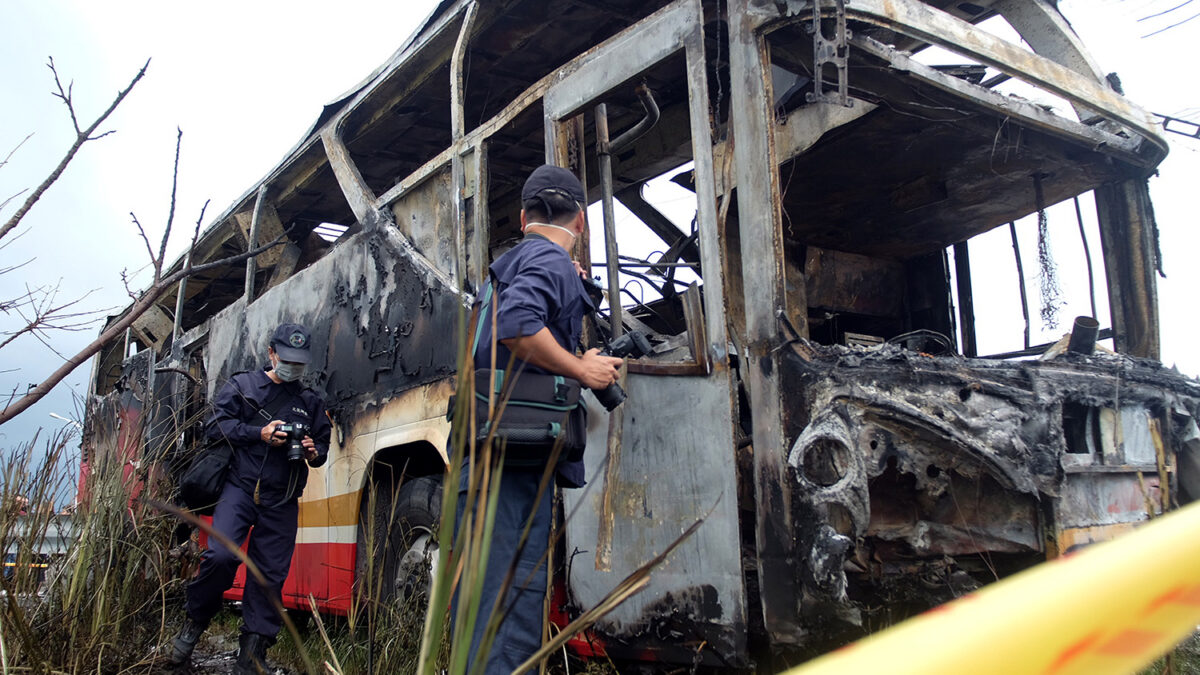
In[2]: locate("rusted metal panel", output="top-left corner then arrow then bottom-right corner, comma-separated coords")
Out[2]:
846,36 -> 1153,166
804,247 -> 905,318
565,374 -> 747,666
992,0 -> 1107,123
542,1 -> 701,121
682,26 -> 730,365
729,0 -> 805,646
233,197 -> 290,271
1095,179 -> 1161,360
391,166 -> 460,289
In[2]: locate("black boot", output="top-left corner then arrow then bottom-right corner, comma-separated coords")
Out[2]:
166,616 -> 208,667
234,631 -> 272,674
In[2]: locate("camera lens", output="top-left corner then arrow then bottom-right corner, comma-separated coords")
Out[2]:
594,382 -> 626,411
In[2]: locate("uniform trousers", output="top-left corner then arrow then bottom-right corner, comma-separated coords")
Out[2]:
185,481 -> 298,637
454,461 -> 553,675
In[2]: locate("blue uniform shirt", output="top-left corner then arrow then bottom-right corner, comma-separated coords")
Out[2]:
473,233 -> 595,487
474,233 -> 594,371
207,368 -> 332,504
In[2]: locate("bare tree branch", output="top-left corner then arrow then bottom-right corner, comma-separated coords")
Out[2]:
0,134 -> 33,171
0,58 -> 149,244
48,57 -> 81,135
0,258 -> 34,283
0,189 -> 29,215
157,129 -> 183,283
120,269 -> 137,302
129,212 -> 156,268
0,282 -> 106,352
0,227 -> 29,254
190,200 -> 210,251
0,235 -> 286,426
4,385 -> 20,411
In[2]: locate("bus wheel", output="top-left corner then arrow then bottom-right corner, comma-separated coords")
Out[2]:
357,474 -> 443,606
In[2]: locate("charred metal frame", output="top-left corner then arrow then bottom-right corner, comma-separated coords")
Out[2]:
729,0 -> 1172,648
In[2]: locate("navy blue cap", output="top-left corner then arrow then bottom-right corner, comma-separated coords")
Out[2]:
521,165 -> 586,204
270,323 -> 312,364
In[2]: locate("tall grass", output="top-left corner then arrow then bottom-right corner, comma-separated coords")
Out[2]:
0,425 -> 181,673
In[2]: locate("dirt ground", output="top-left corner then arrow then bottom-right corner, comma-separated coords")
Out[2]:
161,614 -> 1200,675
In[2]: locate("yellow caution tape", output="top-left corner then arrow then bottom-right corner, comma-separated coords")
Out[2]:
785,500 -> 1200,675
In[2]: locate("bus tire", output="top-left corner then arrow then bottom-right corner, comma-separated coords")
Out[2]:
356,474 -> 443,606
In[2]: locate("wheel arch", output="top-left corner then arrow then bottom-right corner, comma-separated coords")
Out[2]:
360,439 -> 447,500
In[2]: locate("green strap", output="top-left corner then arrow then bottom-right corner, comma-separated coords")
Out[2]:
470,280 -> 494,361
473,390 -> 576,411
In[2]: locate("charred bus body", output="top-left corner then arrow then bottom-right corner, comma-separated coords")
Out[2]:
83,0 -> 1200,667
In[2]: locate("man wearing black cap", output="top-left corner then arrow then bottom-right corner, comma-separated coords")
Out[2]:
167,323 -> 331,673
457,165 -> 623,673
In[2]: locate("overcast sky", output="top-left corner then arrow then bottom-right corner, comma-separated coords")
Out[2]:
0,0 -> 1197,452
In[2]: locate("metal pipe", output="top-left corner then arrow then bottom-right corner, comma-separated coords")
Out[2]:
1073,195 -> 1098,320
595,103 -> 623,338
609,85 -> 660,154
1067,315 -> 1100,355
1009,222 -> 1031,349
245,185 -> 267,301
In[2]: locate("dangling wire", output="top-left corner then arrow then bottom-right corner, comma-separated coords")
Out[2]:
1034,173 -> 1062,330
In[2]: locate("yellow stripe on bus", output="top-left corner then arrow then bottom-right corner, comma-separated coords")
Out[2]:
786,501 -> 1200,675
297,489 -> 362,529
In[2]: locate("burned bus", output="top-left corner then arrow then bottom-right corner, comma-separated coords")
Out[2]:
83,0 -> 1200,668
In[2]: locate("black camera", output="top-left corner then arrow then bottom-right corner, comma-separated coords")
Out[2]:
579,276 -> 653,411
276,422 -> 309,462
593,330 -> 652,411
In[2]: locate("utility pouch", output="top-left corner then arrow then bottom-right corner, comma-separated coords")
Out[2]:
474,368 -> 587,468
179,439 -> 233,515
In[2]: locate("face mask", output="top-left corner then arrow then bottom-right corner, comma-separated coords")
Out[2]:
526,222 -> 578,240
274,362 -> 305,383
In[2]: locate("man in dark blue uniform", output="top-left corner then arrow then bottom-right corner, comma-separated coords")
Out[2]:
168,323 -> 331,673
458,165 -> 623,673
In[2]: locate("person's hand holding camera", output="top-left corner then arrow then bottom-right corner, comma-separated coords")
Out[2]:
301,435 -> 318,462
260,420 -> 287,446
577,348 -> 623,390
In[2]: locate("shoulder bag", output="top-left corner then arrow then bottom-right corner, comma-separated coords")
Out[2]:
178,377 -> 292,514
470,279 -> 588,468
